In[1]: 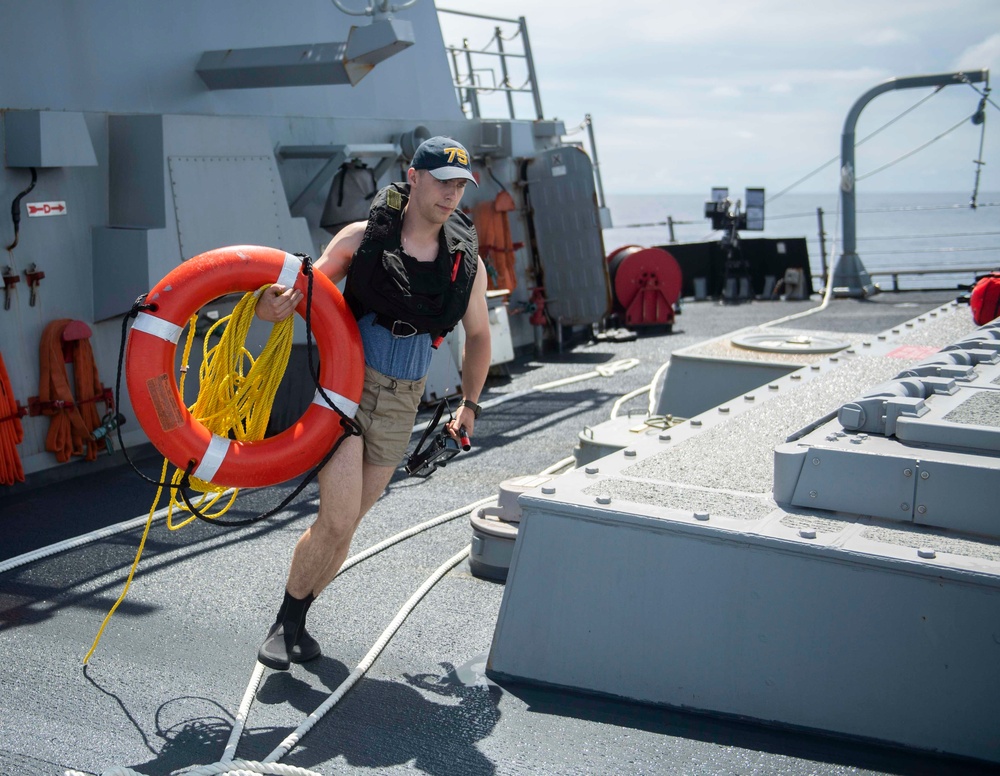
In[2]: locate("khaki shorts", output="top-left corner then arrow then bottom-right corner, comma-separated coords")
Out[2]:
354,365 -> 426,467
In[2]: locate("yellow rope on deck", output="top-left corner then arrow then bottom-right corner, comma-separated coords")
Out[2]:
84,287 -> 293,663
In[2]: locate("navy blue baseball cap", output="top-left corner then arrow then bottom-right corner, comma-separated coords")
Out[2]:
411,136 -> 478,186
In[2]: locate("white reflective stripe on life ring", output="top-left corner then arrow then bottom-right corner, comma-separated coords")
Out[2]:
193,434 -> 231,483
277,252 -> 300,290
132,312 -> 184,344
312,387 -> 359,419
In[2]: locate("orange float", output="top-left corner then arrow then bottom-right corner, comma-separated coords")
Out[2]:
970,272 -> 1000,325
125,245 -> 364,488
473,191 -> 518,293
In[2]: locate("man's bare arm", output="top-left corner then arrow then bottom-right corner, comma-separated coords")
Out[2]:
448,257 -> 492,439
313,221 -> 366,284
256,221 -> 366,322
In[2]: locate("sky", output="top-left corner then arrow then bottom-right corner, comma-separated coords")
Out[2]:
436,1 -> 1000,196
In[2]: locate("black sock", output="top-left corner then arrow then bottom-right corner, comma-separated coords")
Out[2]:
300,595 -> 315,633
275,590 -> 314,628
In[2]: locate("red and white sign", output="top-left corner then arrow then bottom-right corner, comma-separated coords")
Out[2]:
26,201 -> 67,217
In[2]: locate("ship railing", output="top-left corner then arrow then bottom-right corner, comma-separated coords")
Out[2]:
867,266 -> 999,293
437,8 -> 543,120
610,200 -> 1000,293
436,8 -> 612,223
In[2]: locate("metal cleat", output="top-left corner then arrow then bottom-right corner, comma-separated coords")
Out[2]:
898,362 -> 976,381
943,338 -> 1000,355
2,266 -> 19,310
23,263 -> 44,306
92,412 -> 126,454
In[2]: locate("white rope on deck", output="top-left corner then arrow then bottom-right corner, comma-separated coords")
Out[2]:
410,357 -> 641,435
337,496 -> 494,575
261,547 -> 471,766
221,662 -> 267,763
59,358 -> 647,776
214,497 -> 496,768
66,497 -> 488,776
93,762 -> 318,776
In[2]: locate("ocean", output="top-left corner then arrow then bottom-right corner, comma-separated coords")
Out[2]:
602,191 -> 1000,292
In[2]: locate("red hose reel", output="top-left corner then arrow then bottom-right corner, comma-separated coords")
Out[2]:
606,245 -> 682,327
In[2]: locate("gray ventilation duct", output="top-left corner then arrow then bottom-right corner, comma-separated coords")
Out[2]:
196,18 -> 414,89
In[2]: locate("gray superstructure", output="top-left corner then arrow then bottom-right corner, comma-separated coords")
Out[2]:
1,1 -> 610,479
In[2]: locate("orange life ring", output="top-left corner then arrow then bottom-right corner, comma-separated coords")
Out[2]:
125,245 -> 364,488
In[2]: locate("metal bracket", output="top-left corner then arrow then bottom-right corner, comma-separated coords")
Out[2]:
838,376 -> 958,436
2,266 -> 19,310
24,263 -> 44,306
196,18 -> 414,90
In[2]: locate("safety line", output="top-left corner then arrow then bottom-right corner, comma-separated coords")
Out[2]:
73,546 -> 474,776
262,547 -> 471,766
338,495 -> 495,574
221,662 -> 266,763
410,357 -> 640,435
0,494 -> 225,576
218,495 -> 495,763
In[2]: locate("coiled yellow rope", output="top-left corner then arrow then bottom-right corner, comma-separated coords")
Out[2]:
84,287 -> 293,663
166,286 -> 294,525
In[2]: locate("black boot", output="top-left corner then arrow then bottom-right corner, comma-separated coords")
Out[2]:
290,595 -> 321,664
257,591 -> 314,670
291,628 -> 322,663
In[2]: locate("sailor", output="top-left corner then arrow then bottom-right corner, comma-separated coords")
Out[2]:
254,136 -> 491,670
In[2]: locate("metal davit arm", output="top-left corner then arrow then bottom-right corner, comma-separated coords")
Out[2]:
833,69 -> 990,298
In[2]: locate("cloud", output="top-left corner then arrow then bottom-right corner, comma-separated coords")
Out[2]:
439,1 -> 1000,193
857,28 -> 912,46
954,32 -> 1000,72
614,0 -> 946,46
711,85 -> 742,98
678,67 -> 889,89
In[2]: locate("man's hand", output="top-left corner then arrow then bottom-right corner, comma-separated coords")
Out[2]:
256,284 -> 303,322
446,408 -> 476,446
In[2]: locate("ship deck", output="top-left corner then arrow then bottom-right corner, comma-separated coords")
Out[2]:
2,291 -> 996,776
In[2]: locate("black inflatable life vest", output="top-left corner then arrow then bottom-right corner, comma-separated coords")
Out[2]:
344,182 -> 479,343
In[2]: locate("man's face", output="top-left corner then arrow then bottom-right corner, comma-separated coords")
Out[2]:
408,169 -> 468,225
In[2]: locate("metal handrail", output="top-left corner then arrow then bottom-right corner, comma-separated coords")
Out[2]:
444,45 -> 527,60
437,9 -> 543,120
437,8 -> 521,24
868,266 -> 999,292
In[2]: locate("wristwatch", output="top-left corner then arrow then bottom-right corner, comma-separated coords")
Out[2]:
458,398 -> 482,418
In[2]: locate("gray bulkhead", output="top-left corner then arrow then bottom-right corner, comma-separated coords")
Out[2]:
0,1 -> 610,476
